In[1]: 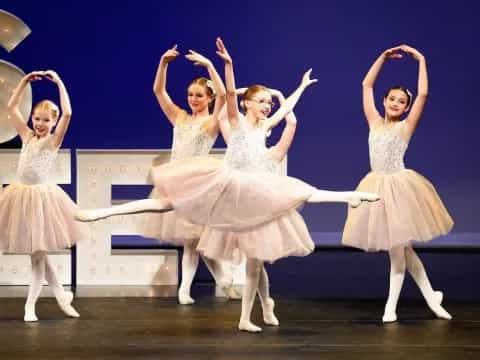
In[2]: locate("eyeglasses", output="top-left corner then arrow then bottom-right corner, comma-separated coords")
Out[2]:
250,98 -> 276,108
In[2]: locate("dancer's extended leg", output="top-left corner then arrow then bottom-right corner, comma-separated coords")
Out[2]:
75,198 -> 173,222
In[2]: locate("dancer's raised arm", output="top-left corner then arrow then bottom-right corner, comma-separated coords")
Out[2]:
153,45 -> 183,125
401,45 -> 428,136
185,49 -> 226,133
7,71 -> 42,141
45,71 -> 72,148
264,69 -> 317,130
362,46 -> 403,126
216,37 -> 240,127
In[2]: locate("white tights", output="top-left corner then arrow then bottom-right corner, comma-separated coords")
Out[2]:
178,243 -> 237,304
307,189 -> 379,207
75,189 -> 378,223
24,251 -> 79,322
383,246 -> 452,322
238,259 -> 278,332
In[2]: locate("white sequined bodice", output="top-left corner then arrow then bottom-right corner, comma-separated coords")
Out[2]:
170,117 -> 217,161
223,117 -> 274,173
17,135 -> 58,185
369,122 -> 409,174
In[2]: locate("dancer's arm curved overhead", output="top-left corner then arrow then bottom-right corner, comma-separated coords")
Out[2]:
185,49 -> 226,135
401,45 -> 428,137
46,70 -> 72,148
7,71 -> 42,141
153,44 -> 183,125
362,46 -> 403,127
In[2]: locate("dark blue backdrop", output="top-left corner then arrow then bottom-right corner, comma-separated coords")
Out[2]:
1,0 -> 478,234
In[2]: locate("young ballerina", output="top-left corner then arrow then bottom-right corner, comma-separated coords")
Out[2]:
201,83 -> 301,330
1,70 -> 84,322
202,38 -> 375,332
76,38 -> 379,331
342,45 -> 454,322
143,45 -> 239,304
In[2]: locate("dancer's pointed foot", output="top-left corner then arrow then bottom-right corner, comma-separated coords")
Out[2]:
429,291 -> 452,320
349,192 -> 380,208
263,298 -> 279,326
57,291 -> 80,318
24,307 -> 38,322
75,208 -> 111,222
178,292 -> 195,305
238,320 -> 262,332
382,311 -> 397,323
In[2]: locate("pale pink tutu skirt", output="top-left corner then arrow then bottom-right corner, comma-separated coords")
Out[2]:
342,169 -> 454,251
198,209 -> 314,263
142,187 -> 203,246
150,156 -> 316,261
0,182 -> 87,253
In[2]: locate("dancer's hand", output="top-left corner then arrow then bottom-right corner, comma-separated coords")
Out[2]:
300,69 -> 318,88
216,37 -> 232,64
185,50 -> 212,68
399,44 -> 424,61
161,44 -> 179,64
382,46 -> 403,59
43,70 -> 61,84
24,71 -> 44,82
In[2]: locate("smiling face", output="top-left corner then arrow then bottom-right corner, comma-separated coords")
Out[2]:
187,78 -> 214,115
31,100 -> 59,138
383,87 -> 411,119
243,86 -> 274,121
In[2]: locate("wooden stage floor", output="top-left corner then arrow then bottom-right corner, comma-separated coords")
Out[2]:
0,290 -> 478,359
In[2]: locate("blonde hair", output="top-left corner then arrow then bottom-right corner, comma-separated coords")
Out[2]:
33,100 -> 60,121
188,77 -> 215,113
